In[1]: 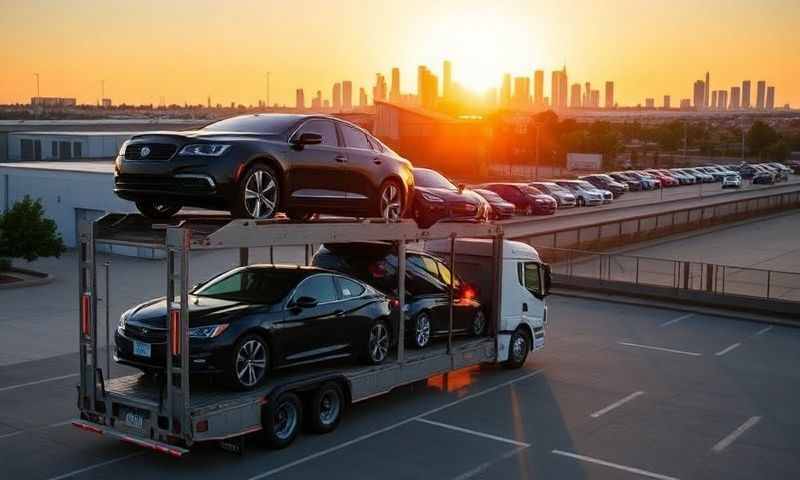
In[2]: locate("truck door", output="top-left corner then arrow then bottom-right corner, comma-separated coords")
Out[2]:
517,261 -> 547,350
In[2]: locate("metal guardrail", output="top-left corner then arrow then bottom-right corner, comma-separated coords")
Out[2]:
537,246 -> 800,303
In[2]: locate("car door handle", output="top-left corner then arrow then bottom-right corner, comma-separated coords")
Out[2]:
522,303 -> 528,312
335,155 -> 347,163
334,310 -> 345,318
373,157 -> 382,165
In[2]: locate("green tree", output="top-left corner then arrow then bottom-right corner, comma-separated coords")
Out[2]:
0,196 -> 65,264
746,121 -> 779,157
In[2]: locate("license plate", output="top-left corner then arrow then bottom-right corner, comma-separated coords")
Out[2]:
124,411 -> 144,430
133,341 -> 151,358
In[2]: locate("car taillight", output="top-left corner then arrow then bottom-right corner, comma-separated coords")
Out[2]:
368,261 -> 386,278
81,293 -> 91,336
461,286 -> 476,301
389,298 -> 400,309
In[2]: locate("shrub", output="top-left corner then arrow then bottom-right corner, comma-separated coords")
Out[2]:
0,196 -> 65,262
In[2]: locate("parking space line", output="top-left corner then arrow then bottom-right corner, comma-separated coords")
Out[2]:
715,343 -> 741,356
45,452 -> 146,480
415,418 -> 530,447
659,313 -> 694,327
450,445 -> 528,480
711,416 -> 761,453
618,342 -> 702,357
0,373 -> 79,393
0,419 -> 73,441
551,450 -> 680,480
246,368 -> 545,480
590,391 -> 645,418
755,326 -> 774,336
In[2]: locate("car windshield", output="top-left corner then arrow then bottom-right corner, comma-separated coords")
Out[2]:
474,189 -> 504,202
576,181 -> 595,190
202,114 -> 301,134
522,185 -> 543,195
413,169 -> 457,190
193,267 -> 301,303
596,174 -> 615,182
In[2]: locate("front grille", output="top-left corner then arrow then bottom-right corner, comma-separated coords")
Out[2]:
124,323 -> 167,343
115,174 -> 214,193
125,143 -> 177,161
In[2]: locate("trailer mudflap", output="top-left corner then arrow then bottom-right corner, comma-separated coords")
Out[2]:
72,419 -> 189,457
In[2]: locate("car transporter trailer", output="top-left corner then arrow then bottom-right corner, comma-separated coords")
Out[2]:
73,214 -> 518,456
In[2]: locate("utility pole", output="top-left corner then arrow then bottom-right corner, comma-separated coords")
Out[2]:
740,118 -> 746,162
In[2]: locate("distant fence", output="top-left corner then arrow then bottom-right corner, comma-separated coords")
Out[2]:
488,164 -> 569,181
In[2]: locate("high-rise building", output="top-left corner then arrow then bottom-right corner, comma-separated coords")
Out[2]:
590,90 -> 599,108
500,73 -> 512,106
311,90 -> 322,109
551,67 -> 568,109
570,83 -> 582,108
645,98 -> 655,109
730,86 -> 741,109
359,87 -> 368,107
534,70 -> 544,105
323,99 -> 330,108
604,81 -> 614,109
342,81 -> 353,110
443,60 -> 453,99
718,90 -> 728,110
679,98 -> 691,110
756,81 -> 766,109
390,68 -> 400,102
583,82 -> 591,106
332,82 -> 342,110
373,74 -> 387,103
693,80 -> 705,109
513,76 -> 530,107
704,72 -> 710,109
711,90 -> 718,109
663,95 -> 671,109
741,80 -> 751,108
766,86 -> 775,110
417,66 -> 438,109
295,89 -> 305,109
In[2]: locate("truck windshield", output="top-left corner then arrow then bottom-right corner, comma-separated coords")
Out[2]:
193,268 -> 299,303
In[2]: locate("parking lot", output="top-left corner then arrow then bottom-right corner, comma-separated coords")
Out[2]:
1,293 -> 798,479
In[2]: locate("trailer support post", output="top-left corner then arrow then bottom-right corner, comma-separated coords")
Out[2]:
397,241 -> 406,363
447,234 -> 456,355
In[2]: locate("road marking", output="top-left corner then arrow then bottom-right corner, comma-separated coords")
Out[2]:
659,313 -> 694,327
45,452 -> 145,480
246,368 -> 545,480
551,450 -> 680,480
0,419 -> 73,440
715,343 -> 741,356
755,326 -> 773,336
618,342 -> 702,357
0,373 -> 79,393
590,391 -> 645,418
415,418 -> 530,447
451,446 -> 528,480
711,416 -> 762,453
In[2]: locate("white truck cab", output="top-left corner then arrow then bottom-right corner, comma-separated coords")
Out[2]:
425,238 -> 550,367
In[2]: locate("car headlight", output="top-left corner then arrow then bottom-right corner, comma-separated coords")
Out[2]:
420,191 -> 445,203
118,309 -> 132,332
188,324 -> 229,338
178,144 -> 231,157
118,140 -> 130,156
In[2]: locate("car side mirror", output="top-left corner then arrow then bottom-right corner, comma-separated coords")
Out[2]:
292,132 -> 322,148
543,263 -> 552,296
457,183 -> 466,192
294,296 -> 318,309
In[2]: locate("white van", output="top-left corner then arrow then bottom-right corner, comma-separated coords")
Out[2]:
425,238 -> 550,366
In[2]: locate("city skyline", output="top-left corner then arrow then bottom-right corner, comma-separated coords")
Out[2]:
1,0 -> 798,107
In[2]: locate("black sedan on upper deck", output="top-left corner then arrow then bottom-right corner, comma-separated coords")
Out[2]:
114,114 -> 415,221
114,265 -> 394,390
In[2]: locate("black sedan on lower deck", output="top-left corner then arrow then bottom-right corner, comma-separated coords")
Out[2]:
114,265 -> 394,390
411,168 -> 490,228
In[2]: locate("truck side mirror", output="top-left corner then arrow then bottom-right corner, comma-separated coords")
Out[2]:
542,263 -> 552,296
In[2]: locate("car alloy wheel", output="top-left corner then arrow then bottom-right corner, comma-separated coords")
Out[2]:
234,337 -> 268,388
472,310 -> 486,336
414,313 -> 431,348
243,167 -> 278,219
379,181 -> 402,221
367,320 -> 390,364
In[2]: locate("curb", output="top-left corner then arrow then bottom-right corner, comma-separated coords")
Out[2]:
0,267 -> 54,290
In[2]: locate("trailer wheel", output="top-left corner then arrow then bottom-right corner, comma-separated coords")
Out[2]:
307,382 -> 344,434
504,328 -> 530,369
263,392 -> 302,449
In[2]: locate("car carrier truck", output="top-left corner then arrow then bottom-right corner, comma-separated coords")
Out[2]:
72,214 -> 549,456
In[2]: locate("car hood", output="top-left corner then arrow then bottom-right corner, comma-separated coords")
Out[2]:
130,130 -> 284,142
125,295 -> 264,328
416,186 -> 481,204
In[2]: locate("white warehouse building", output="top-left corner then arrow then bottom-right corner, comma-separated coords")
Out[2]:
7,131 -> 133,161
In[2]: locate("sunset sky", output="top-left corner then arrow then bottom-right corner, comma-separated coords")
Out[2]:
1,0 -> 797,107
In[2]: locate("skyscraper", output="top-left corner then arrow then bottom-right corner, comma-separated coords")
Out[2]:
443,60 -> 453,99
741,81 -> 751,108
551,67 -> 568,109
311,90 -> 322,109
604,81 -> 614,109
704,72 -> 710,109
417,66 -> 438,109
718,90 -> 728,111
390,68 -> 400,102
500,74 -> 511,106
583,82 -> 591,107
342,81 -> 353,110
513,76 -> 530,107
693,80 -> 705,109
730,86 -> 741,109
373,74 -> 387,103
295,89 -> 305,109
332,82 -> 342,110
590,90 -> 600,108
663,95 -> 671,109
711,90 -> 718,109
359,87 -> 368,107
645,98 -> 655,109
766,86 -> 775,110
756,80 -> 766,109
570,83 -> 582,108
534,70 -> 544,105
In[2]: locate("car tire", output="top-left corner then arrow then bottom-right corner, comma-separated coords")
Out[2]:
306,382 -> 345,434
577,197 -> 585,207
262,392 -> 302,449
412,312 -> 431,349
471,310 -> 487,336
135,200 -> 181,219
365,319 -> 391,364
524,204 -> 533,215
227,334 -> 269,390
503,328 -> 530,369
233,163 -> 280,219
377,180 -> 403,221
